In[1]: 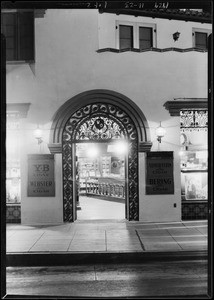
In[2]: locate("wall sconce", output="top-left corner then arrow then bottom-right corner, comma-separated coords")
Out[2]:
173,31 -> 180,41
34,127 -> 43,145
156,122 -> 166,143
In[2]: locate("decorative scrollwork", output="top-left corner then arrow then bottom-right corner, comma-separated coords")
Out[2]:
180,110 -> 208,131
64,103 -> 136,142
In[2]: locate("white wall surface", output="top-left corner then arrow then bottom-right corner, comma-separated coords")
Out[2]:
139,118 -> 182,222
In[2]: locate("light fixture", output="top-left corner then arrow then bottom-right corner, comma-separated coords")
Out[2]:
173,31 -> 180,41
34,127 -> 43,145
114,141 -> 128,154
87,144 -> 99,158
107,141 -> 128,155
156,122 -> 166,143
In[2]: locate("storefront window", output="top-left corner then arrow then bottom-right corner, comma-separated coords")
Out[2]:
180,150 -> 208,170
181,172 -> 207,200
180,109 -> 208,201
6,114 -> 21,203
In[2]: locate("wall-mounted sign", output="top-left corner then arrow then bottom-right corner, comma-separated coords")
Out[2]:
146,152 -> 174,195
28,154 -> 55,197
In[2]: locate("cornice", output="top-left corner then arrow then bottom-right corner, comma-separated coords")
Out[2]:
164,98 -> 208,116
6,103 -> 31,118
97,47 -> 208,53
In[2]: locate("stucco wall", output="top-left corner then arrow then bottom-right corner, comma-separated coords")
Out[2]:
6,9 -> 211,224
139,119 -> 181,222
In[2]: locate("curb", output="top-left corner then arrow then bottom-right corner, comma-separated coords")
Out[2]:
6,250 -> 208,266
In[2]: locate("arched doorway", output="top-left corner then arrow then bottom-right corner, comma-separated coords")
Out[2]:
48,90 -> 152,222
63,103 -> 138,222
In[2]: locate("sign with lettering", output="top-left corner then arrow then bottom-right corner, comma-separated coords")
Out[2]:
146,152 -> 174,195
28,154 -> 55,197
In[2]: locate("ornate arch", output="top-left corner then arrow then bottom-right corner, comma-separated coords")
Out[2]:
48,90 -> 152,222
48,90 -> 152,153
63,103 -> 139,222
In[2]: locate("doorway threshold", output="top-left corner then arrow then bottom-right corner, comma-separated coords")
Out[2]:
75,219 -> 127,223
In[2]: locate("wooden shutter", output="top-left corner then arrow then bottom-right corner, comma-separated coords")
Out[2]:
1,13 -> 17,61
18,12 -> 34,61
1,11 -> 34,61
139,27 -> 153,49
195,32 -> 208,49
119,25 -> 133,49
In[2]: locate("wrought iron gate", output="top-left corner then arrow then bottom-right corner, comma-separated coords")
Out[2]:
62,103 -> 139,222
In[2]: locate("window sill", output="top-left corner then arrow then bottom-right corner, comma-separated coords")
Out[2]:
182,199 -> 208,202
6,60 -> 35,65
97,47 -> 208,53
181,169 -> 208,173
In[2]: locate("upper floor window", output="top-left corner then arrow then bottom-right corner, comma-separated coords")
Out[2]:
119,25 -> 133,49
195,32 -> 208,49
139,27 -> 153,49
1,11 -> 34,62
192,28 -> 211,50
117,21 -> 156,50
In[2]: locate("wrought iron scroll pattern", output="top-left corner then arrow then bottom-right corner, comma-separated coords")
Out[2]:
62,141 -> 73,222
128,140 -> 139,221
180,110 -> 208,131
62,103 -> 139,222
63,103 -> 137,142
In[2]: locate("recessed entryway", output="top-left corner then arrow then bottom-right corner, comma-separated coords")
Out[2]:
75,142 -> 127,220
51,91 -> 152,222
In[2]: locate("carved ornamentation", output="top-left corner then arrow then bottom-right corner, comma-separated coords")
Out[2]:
180,110 -> 208,131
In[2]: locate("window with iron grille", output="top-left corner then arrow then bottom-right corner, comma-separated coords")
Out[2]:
1,11 -> 34,61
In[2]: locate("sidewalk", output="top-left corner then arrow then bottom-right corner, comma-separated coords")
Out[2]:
6,219 -> 208,266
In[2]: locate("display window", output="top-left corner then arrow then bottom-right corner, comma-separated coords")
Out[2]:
180,150 -> 208,171
180,109 -> 208,202
181,172 -> 208,200
6,117 -> 21,204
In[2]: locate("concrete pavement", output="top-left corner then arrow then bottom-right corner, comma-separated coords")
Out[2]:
6,219 -> 208,266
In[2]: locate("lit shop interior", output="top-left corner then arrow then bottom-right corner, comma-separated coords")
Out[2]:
75,141 -> 127,220
179,110 -> 208,219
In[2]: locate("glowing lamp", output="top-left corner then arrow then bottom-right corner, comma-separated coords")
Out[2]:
114,141 -> 128,154
156,122 -> 166,143
34,127 -> 43,144
87,145 -> 99,158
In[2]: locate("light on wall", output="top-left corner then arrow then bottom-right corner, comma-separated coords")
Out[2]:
173,31 -> 180,41
34,127 -> 43,145
156,122 -> 166,143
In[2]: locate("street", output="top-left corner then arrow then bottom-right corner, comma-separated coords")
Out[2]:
6,259 -> 208,298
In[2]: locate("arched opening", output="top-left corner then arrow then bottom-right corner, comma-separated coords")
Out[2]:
63,103 -> 138,222
48,90 -> 152,222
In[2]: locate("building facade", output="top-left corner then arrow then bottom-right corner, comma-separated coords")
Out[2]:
2,7 -> 211,225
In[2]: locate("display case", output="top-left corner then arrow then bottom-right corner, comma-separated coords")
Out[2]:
180,150 -> 208,201
6,159 -> 21,203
